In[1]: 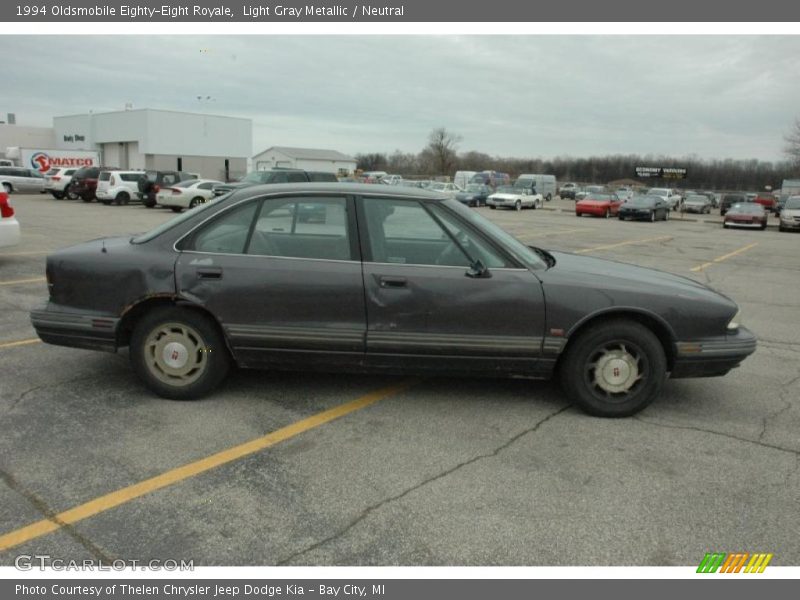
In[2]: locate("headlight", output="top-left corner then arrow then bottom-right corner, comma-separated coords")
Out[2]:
727,309 -> 741,331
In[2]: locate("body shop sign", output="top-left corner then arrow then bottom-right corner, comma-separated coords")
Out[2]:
636,166 -> 688,179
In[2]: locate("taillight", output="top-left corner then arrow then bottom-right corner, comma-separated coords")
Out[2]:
0,192 -> 14,218
51,176 -> 61,181
154,185 -> 161,193
171,188 -> 181,195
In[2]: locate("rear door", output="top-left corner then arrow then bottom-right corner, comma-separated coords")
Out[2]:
175,193 -> 366,369
357,195 -> 546,374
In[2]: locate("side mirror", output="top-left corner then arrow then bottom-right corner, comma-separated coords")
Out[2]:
466,260 -> 491,279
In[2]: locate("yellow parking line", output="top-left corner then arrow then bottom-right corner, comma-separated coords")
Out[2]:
0,277 -> 46,286
1,250 -> 50,257
0,380 -> 415,553
0,338 -> 41,350
522,228 -> 595,239
575,235 -> 673,254
690,242 -> 759,272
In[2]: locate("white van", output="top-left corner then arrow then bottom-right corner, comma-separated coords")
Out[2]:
515,174 -> 557,202
453,171 -> 477,190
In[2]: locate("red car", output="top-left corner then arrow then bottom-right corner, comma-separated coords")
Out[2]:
576,192 -> 622,218
753,192 -> 777,213
723,202 -> 768,230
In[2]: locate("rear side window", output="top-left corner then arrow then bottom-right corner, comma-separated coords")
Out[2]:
99,172 -> 112,181
190,202 -> 259,254
120,173 -> 143,182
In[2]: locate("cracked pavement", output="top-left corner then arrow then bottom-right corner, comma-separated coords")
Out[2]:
0,195 -> 798,566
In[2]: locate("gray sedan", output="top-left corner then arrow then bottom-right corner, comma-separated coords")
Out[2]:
31,183 -> 756,417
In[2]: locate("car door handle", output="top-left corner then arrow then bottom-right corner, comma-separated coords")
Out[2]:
379,276 -> 407,288
196,267 -> 223,280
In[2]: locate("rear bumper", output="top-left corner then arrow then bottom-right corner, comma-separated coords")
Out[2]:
30,304 -> 119,353
671,327 -> 757,378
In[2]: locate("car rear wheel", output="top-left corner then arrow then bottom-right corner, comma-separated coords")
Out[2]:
115,192 -> 130,206
189,197 -> 203,209
559,319 -> 666,417
130,307 -> 230,400
2,183 -> 12,194
515,200 -> 522,211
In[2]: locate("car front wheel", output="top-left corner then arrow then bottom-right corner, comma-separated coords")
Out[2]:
515,200 -> 522,211
130,307 -> 231,400
558,319 -> 667,417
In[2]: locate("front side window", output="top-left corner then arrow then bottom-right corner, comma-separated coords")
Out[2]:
247,196 -> 350,261
362,198 -> 507,268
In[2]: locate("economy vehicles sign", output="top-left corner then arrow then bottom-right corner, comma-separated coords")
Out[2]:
21,149 -> 100,174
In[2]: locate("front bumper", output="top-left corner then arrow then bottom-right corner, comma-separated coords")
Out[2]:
671,326 -> 757,378
30,304 -> 120,353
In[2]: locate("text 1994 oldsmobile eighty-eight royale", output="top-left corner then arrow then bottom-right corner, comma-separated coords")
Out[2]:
31,183 -> 756,417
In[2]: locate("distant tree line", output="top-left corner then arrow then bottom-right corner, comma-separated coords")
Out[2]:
355,127 -> 800,192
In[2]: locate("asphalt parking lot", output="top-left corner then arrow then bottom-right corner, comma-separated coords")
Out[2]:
1,193 -> 798,566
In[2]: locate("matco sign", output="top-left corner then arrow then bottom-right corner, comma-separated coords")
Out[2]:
23,149 -> 99,174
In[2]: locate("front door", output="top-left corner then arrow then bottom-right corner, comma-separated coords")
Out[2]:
175,194 -> 366,368
357,196 -> 546,374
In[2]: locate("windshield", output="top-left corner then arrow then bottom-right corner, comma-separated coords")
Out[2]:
628,197 -> 656,207
465,184 -> 485,193
496,186 -> 515,193
443,199 -> 546,270
585,193 -> 612,201
686,195 -> 707,203
785,197 -> 800,209
428,182 -> 446,191
131,195 -> 229,244
730,203 -> 763,213
647,188 -> 669,195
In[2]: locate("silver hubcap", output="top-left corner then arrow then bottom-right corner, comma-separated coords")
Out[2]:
587,343 -> 643,397
144,322 -> 208,387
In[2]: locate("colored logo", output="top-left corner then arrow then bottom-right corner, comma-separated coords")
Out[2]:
697,552 -> 773,573
30,152 -> 50,174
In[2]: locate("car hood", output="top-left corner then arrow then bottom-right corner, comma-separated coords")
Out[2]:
577,199 -> 610,206
490,193 -> 520,200
546,250 -> 733,304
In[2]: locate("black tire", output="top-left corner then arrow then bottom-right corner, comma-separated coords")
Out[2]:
101,200 -> 112,206
779,224 -> 785,232
129,306 -> 231,400
81,194 -> 93,203
515,200 -> 522,211
559,319 -> 667,417
51,192 -> 64,200
143,198 -> 156,208
489,205 -> 496,210
618,214 -> 624,220
170,206 -> 182,213
546,194 -> 552,202
2,183 -> 12,194
760,223 -> 767,230
65,187 -> 77,200
116,192 -> 130,206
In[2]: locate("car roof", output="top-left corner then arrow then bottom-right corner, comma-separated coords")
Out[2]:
233,182 -> 450,202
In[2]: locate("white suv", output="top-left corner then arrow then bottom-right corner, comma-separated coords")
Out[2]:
44,167 -> 79,200
96,170 -> 145,205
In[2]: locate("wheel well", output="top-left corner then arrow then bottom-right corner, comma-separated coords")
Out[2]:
116,297 -> 231,357
557,311 -> 676,372
2,181 -> 12,191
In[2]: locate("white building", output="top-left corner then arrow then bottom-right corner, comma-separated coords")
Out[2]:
53,108 -> 252,181
252,146 -> 356,175
0,124 -> 56,161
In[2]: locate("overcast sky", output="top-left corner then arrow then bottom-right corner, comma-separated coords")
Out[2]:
2,35 -> 799,162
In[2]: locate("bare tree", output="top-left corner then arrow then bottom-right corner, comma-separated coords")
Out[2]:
422,127 -> 462,176
784,118 -> 800,170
